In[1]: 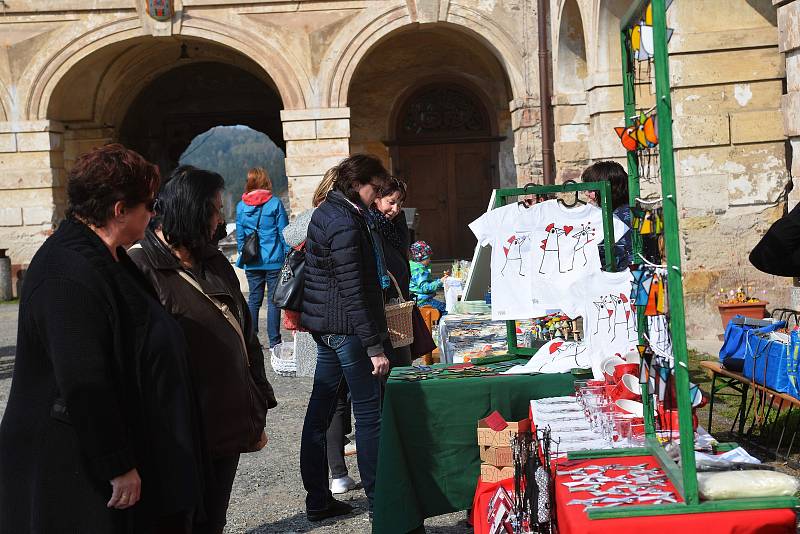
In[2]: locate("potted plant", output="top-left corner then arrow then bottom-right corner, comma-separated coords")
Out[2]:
717,286 -> 768,329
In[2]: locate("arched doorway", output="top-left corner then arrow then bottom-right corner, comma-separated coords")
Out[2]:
390,83 -> 499,259
119,61 -> 284,176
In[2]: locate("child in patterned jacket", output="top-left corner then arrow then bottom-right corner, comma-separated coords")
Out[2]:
409,240 -> 448,315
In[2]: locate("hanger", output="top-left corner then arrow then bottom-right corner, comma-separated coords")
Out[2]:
517,182 -> 539,208
558,179 -> 585,208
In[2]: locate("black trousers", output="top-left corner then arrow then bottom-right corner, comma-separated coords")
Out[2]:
326,380 -> 352,479
193,454 -> 240,534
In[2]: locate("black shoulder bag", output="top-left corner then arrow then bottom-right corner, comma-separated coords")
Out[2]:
240,204 -> 264,265
272,242 -> 305,311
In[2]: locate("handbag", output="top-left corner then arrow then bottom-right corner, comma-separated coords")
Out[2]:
409,304 -> 437,357
239,204 -> 264,265
719,315 -> 784,372
175,269 -> 268,447
272,243 -> 305,312
385,272 -> 415,348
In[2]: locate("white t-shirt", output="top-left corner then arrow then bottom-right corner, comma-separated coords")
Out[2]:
563,270 -> 639,380
469,203 -> 540,320
469,200 -> 629,320
503,339 -> 591,375
528,200 -> 629,317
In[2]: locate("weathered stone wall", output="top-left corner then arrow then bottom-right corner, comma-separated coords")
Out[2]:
777,0 -> 800,199
0,0 -> 543,271
551,0 -> 792,339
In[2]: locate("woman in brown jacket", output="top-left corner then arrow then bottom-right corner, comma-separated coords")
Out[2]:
129,165 -> 277,534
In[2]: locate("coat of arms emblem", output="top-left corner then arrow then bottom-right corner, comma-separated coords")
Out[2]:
146,0 -> 174,21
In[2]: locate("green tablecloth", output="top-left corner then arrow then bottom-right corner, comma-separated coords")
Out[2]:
372,362 -> 574,533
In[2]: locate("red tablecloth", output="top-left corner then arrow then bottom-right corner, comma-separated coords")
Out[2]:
555,456 -> 796,534
471,476 -> 515,534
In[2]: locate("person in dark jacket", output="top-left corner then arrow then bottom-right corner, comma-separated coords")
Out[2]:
582,161 -> 633,270
0,144 -> 202,533
300,154 -> 392,521
367,176 -> 413,367
750,202 -> 800,276
129,166 -> 277,534
235,167 -> 290,349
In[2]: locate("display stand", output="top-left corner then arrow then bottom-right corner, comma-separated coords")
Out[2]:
566,0 -> 799,518
492,181 -> 615,356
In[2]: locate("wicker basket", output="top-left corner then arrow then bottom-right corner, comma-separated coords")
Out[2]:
270,342 -> 296,377
385,272 -> 414,348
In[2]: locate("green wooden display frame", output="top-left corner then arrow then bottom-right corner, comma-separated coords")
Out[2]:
492,181 -> 614,356
566,0 -> 799,519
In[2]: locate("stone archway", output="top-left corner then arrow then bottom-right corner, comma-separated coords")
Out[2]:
347,25 -> 514,259
118,61 -> 283,175
42,36 -> 284,218
553,0 -> 591,182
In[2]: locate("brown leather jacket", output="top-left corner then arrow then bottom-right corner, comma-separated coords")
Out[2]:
129,229 -> 277,458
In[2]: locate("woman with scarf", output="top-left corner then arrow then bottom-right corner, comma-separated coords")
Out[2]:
366,177 -> 413,367
300,154 -> 391,522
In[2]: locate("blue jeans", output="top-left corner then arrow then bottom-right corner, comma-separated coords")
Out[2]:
245,269 -> 282,348
300,334 -> 382,512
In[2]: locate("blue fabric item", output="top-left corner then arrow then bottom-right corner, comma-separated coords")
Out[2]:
367,224 -> 390,290
598,205 -> 633,270
300,333 -> 382,512
409,260 -> 442,305
742,323 -> 796,398
235,196 -> 290,270
719,316 -> 784,371
245,268 -> 282,348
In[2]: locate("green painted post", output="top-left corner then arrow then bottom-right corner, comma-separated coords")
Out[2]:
651,0 -> 699,506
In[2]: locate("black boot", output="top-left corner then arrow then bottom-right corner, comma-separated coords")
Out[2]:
306,499 -> 354,522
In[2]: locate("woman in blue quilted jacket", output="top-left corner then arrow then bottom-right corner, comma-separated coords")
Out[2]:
235,167 -> 290,350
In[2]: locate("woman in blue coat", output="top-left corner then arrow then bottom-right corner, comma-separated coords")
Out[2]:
236,167 -> 290,350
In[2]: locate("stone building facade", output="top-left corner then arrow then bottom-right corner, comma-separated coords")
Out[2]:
0,0 -> 794,339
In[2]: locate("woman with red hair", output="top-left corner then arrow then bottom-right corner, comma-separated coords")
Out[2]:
0,144 -> 201,533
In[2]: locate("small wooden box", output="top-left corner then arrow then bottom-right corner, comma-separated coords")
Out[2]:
479,446 -> 514,467
480,463 -> 515,483
476,417 -> 531,447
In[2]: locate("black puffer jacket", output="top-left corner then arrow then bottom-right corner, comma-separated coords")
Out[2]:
302,190 -> 389,356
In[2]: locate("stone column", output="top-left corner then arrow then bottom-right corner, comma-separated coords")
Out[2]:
510,98 -> 543,186
777,0 -> 800,209
0,120 -> 65,271
281,108 -> 351,215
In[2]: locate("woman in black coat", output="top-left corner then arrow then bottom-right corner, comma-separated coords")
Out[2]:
300,154 -> 391,522
367,176 -> 413,367
0,145 -> 202,533
129,166 -> 276,534
750,202 -> 800,276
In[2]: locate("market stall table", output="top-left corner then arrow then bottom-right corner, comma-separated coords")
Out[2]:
372,361 -> 574,533
554,456 -> 796,534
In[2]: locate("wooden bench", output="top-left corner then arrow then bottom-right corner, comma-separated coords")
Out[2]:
701,360 -> 800,464
700,360 -> 751,435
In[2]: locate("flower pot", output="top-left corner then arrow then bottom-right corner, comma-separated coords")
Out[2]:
718,301 -> 768,330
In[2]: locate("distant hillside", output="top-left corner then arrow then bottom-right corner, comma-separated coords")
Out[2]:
180,126 -> 287,216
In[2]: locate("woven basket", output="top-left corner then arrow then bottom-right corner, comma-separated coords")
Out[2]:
270,342 -> 296,377
385,272 -> 414,348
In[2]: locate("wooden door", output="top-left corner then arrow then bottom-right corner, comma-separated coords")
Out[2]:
398,142 -> 492,259
449,142 -> 492,259
399,144 -> 451,255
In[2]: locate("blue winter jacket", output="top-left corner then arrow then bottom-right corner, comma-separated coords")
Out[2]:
235,191 -> 290,270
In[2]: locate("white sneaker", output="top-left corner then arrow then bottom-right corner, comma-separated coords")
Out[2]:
330,475 -> 357,494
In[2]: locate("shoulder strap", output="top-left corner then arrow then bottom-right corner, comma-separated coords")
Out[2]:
175,269 -> 250,363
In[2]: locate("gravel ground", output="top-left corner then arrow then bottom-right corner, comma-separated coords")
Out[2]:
0,301 -> 471,533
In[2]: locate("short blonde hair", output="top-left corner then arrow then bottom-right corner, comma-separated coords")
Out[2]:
312,168 -> 336,207
245,167 -> 272,192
